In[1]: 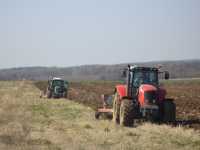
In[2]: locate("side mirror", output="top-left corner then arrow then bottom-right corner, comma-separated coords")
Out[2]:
164,71 -> 169,80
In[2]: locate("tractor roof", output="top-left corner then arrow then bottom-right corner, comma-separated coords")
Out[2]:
52,77 -> 63,80
129,66 -> 158,72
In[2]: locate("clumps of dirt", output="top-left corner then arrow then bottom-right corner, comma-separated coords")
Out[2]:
164,81 -> 200,121
67,82 -> 118,110
163,81 -> 200,130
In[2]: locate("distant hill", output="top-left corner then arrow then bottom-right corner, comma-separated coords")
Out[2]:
0,59 -> 200,81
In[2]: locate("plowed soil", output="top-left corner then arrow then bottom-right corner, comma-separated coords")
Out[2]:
35,79 -> 200,130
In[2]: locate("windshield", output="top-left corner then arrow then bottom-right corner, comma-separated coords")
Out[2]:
132,70 -> 158,87
52,80 -> 64,87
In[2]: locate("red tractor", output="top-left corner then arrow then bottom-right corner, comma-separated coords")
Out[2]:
113,65 -> 176,126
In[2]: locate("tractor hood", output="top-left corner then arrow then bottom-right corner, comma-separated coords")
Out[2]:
138,84 -> 166,106
139,84 -> 157,92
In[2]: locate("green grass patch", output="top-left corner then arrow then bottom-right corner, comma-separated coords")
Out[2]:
32,104 -> 50,118
31,100 -> 87,123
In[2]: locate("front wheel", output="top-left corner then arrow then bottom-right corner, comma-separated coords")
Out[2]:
120,99 -> 135,127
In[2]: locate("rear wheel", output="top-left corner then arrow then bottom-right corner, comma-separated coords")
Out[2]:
163,99 -> 176,123
113,93 -> 120,124
120,99 -> 135,127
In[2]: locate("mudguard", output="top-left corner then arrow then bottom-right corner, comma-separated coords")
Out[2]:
115,85 -> 127,99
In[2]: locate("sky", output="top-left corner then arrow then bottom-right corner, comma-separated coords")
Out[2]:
0,0 -> 199,69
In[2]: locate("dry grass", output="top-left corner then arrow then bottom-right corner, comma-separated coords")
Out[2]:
0,81 -> 199,150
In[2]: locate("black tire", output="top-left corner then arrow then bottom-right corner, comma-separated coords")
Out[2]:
120,99 -> 135,127
47,90 -> 52,99
163,99 -> 176,123
113,93 -> 120,124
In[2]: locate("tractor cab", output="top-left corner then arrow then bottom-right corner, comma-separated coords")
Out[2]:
123,66 -> 169,99
131,68 -> 158,87
50,78 -> 68,88
47,77 -> 68,98
124,66 -> 159,98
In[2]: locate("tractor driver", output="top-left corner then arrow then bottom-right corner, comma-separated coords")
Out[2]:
133,72 -> 145,87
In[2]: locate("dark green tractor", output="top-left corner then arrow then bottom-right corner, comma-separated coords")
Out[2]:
46,77 -> 69,99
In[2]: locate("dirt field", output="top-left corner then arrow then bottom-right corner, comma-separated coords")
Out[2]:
35,79 -> 200,130
163,80 -> 200,129
0,81 -> 199,150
